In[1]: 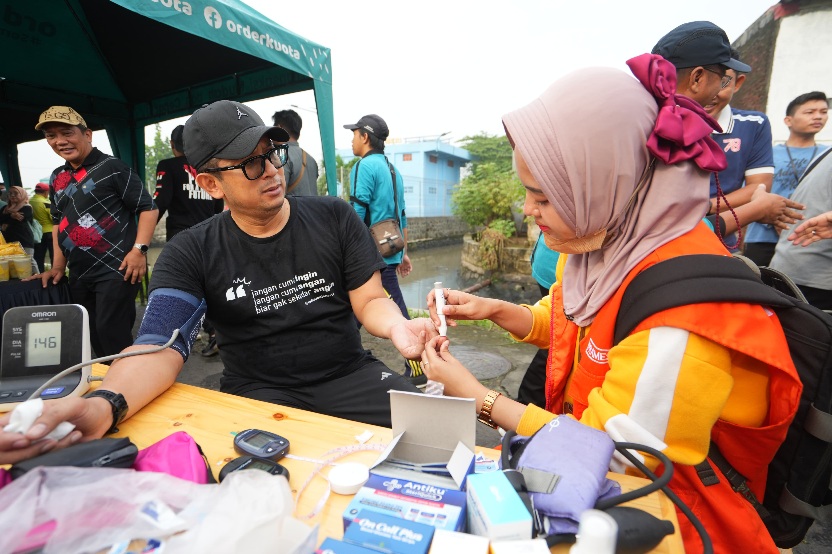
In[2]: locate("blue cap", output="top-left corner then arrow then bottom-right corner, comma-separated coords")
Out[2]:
652,21 -> 751,73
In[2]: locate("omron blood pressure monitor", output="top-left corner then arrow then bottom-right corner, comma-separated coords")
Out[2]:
0,304 -> 91,412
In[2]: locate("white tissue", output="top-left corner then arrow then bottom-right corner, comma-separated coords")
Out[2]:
424,380 -> 445,396
3,398 -> 75,441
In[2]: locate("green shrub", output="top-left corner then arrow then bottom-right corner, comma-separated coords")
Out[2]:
451,162 -> 524,235
487,219 -> 516,238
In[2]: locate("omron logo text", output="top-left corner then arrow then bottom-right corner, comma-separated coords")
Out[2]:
32,312 -> 57,317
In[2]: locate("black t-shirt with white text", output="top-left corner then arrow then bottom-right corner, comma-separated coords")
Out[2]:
149,196 -> 386,390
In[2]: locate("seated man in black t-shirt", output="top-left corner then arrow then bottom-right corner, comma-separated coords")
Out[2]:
0,101 -> 437,463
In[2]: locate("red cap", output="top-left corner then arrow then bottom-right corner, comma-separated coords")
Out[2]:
35,183 -> 49,192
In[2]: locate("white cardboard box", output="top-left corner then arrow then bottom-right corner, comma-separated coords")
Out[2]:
371,390 -> 476,490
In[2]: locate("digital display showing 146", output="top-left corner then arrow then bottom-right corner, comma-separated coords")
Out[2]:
26,321 -> 61,367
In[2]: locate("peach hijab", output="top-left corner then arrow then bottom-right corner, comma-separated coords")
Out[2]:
502,57 -> 723,326
4,186 -> 30,213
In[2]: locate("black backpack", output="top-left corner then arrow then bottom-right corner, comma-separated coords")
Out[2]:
614,254 -> 832,548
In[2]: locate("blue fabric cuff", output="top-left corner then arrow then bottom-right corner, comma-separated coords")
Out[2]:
136,288 -> 206,361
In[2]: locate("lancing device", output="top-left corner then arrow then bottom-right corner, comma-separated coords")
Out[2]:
434,281 -> 447,336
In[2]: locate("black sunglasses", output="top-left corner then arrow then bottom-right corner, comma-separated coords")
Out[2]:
203,144 -> 289,181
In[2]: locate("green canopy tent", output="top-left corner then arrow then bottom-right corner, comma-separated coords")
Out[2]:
0,0 -> 337,194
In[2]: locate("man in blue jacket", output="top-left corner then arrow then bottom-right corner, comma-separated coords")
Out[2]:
345,114 -> 423,387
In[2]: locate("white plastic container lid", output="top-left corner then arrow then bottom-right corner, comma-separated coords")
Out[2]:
327,463 -> 370,495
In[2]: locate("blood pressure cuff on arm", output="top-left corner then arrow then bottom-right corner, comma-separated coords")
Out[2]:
135,288 -> 206,361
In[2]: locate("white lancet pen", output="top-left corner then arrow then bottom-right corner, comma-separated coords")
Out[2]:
434,282 -> 447,336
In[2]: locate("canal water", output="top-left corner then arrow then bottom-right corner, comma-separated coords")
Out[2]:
399,243 -> 466,311
400,241 -> 542,309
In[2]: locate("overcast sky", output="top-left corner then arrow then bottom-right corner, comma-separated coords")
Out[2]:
14,0 -> 778,187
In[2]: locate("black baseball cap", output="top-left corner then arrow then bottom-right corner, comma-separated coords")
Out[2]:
343,114 -> 389,140
652,21 -> 751,73
183,100 -> 289,169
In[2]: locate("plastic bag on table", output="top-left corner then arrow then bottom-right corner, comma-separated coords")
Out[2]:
0,465 -> 317,554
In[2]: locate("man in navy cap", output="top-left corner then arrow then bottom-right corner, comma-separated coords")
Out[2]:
652,21 -> 751,107
652,22 -> 800,249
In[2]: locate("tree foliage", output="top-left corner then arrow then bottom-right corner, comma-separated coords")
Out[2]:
451,146 -> 523,235
457,133 -> 514,174
144,124 -> 170,194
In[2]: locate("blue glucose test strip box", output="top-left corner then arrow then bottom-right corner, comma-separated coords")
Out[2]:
343,510 -> 435,554
466,471 -> 532,541
343,474 -> 467,532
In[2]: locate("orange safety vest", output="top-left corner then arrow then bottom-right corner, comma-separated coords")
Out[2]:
544,224 -> 801,553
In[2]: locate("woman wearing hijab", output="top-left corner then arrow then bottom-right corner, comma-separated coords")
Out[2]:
0,185 -> 35,254
422,57 -> 800,552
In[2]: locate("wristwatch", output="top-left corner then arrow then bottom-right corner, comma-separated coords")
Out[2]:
133,243 -> 149,255
84,390 -> 129,435
477,389 -> 502,429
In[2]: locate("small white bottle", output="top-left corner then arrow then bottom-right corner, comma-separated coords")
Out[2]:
434,281 -> 447,336
570,509 -> 618,554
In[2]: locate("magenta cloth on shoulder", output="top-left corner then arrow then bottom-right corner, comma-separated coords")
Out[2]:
626,53 -> 727,172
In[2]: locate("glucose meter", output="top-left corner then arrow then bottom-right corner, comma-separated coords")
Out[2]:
218,455 -> 290,483
234,428 -> 290,460
0,304 -> 91,411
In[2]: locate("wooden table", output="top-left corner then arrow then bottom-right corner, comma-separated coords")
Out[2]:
92,365 -> 683,553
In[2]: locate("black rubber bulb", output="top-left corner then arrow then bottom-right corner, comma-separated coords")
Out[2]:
604,506 -> 676,554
